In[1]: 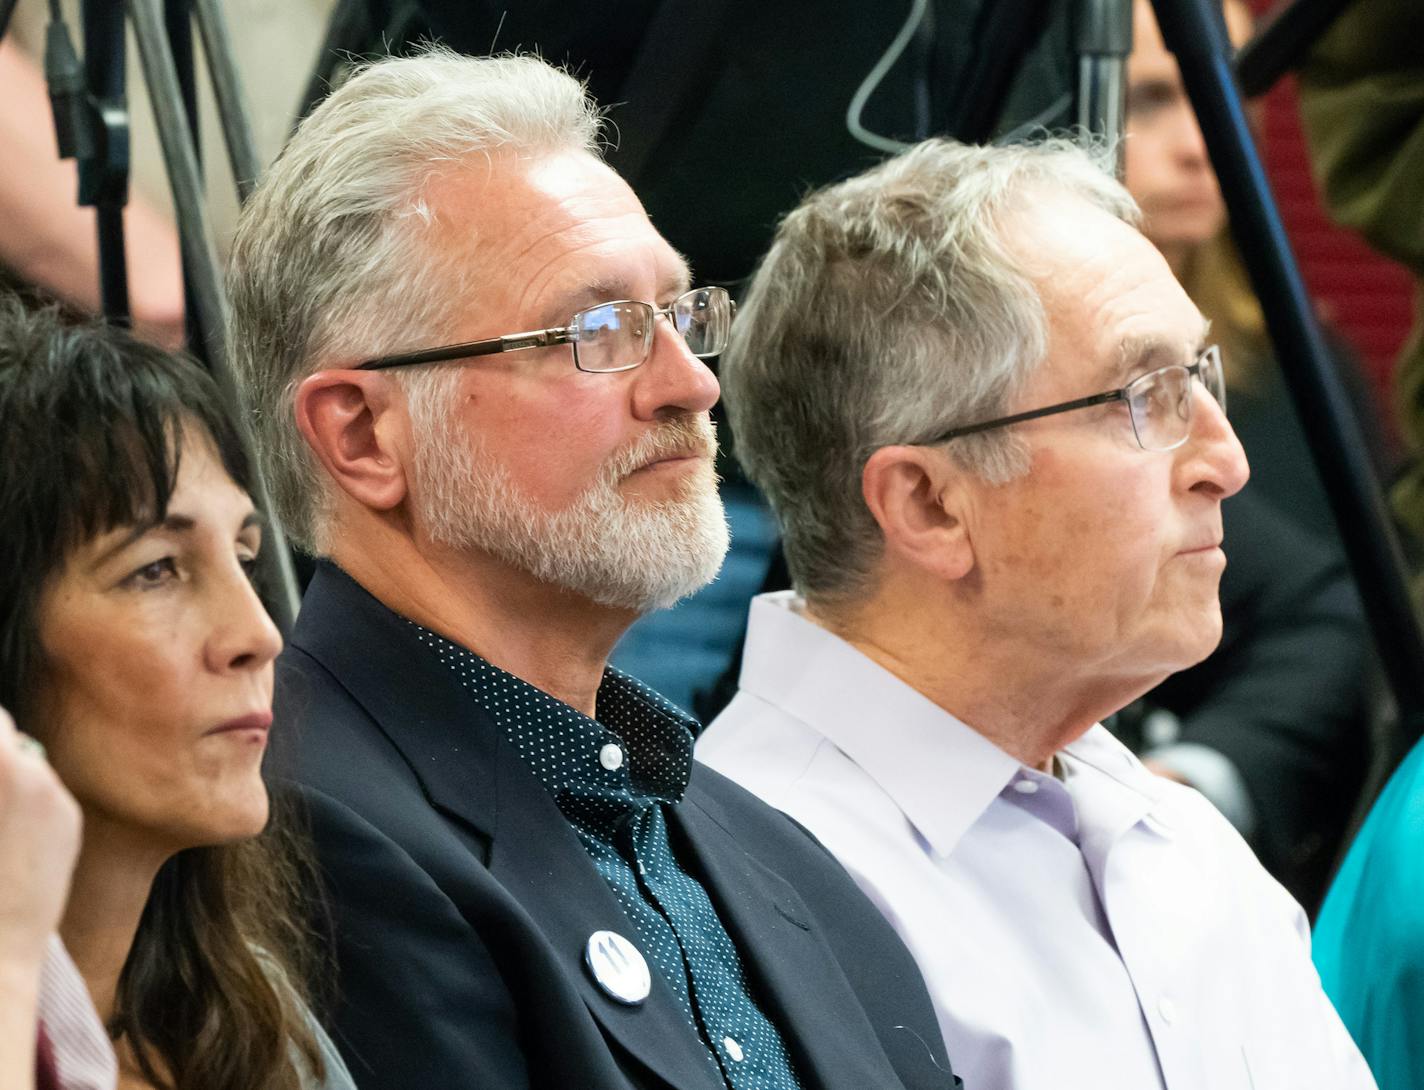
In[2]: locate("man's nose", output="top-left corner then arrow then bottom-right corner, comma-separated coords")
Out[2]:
1180,385 -> 1250,499
631,320 -> 721,420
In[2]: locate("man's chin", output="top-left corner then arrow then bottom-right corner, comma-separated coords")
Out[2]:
557,488 -> 730,614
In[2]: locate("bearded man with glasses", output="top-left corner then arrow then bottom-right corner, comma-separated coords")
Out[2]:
697,138 -> 1376,1090
227,49 -> 959,1090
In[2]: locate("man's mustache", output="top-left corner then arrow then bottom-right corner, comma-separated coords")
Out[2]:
608,414 -> 718,479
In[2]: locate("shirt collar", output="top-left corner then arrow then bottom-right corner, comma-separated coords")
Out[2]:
410,622 -> 697,805
737,592 -> 1020,858
737,593 -> 1174,856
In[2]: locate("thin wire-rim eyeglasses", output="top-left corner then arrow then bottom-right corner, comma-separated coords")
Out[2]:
354,286 -> 733,374
917,344 -> 1226,453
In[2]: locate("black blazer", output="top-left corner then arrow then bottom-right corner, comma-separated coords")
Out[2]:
273,564 -> 959,1090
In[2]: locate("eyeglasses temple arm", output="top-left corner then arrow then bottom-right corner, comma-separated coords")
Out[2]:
356,327 -> 574,371
923,389 -> 1127,444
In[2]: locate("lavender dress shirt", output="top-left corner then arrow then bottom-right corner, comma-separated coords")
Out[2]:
697,592 -> 1377,1090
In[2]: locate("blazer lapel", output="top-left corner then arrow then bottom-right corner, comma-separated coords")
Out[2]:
670,786 -> 909,1090
293,564 -> 725,1090
486,749 -> 728,1090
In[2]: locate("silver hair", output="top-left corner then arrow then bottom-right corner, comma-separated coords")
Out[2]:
723,136 -> 1140,608
226,48 -> 604,551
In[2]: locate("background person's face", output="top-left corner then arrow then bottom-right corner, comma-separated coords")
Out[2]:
34,431 -> 281,857
963,192 -> 1249,696
1124,0 -> 1254,265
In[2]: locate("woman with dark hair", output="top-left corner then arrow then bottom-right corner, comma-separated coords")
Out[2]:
0,293 -> 354,1090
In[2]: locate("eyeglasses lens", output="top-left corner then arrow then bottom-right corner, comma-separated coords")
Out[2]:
1127,366 -> 1191,451
1201,345 -> 1227,413
571,288 -> 732,373
1125,347 -> 1227,452
677,288 -> 732,357
573,302 -> 651,373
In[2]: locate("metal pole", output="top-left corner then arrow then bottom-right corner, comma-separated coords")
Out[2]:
128,0 -> 301,630
1075,0 -> 1133,175
1153,0 -> 1424,739
192,0 -> 259,201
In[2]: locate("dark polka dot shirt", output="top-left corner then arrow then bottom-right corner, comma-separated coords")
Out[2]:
412,623 -> 804,1090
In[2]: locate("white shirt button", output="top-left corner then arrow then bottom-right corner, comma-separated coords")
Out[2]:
1013,778 -> 1039,795
599,743 -> 624,771
1159,996 -> 1177,1024
722,1036 -> 744,1062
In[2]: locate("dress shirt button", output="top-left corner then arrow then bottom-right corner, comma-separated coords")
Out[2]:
599,743 -> 624,771
1158,996 -> 1177,1025
1012,778 -> 1039,795
722,1036 -> 745,1062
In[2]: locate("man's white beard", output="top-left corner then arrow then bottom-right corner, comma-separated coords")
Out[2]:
411,411 -> 729,613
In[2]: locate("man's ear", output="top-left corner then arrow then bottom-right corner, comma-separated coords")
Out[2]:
861,445 -> 975,581
294,370 -> 409,513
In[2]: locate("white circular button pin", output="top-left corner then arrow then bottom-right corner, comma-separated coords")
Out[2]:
723,1036 -> 745,1062
1158,996 -> 1177,1025
599,743 -> 624,771
584,931 -> 651,1006
1012,778 -> 1039,795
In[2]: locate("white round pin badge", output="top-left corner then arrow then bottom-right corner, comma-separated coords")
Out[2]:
584,930 -> 652,1006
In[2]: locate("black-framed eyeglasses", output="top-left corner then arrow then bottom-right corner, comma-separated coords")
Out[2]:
356,285 -> 734,374
918,344 -> 1226,453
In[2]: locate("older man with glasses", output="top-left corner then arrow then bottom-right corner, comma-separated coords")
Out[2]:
226,49 -> 959,1090
696,137 -> 1376,1090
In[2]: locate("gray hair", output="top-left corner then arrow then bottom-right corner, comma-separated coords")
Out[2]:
724,137 -> 1139,608
226,49 -> 604,551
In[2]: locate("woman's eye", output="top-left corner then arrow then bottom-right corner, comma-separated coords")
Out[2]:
124,557 -> 178,588
238,553 -> 260,581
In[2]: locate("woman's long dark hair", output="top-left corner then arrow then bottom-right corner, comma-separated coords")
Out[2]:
0,294 -> 325,1090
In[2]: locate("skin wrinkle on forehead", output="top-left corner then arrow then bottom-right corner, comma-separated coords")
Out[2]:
514,233 -> 688,331
539,267 -> 695,333
423,151 -> 693,340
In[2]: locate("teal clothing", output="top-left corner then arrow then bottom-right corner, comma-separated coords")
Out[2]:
1315,738 -> 1424,1087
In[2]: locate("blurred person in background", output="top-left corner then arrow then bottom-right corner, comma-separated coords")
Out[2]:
0,296 -> 354,1090
0,1 -> 338,348
0,39 -> 183,348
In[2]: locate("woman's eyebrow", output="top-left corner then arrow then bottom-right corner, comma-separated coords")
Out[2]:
88,514 -> 197,571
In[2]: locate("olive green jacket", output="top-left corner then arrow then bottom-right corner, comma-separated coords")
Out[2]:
1298,0 -> 1424,568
